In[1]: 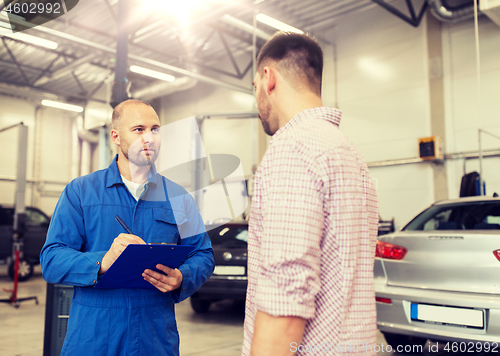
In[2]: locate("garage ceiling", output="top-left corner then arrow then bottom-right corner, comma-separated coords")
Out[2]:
0,0 -> 389,105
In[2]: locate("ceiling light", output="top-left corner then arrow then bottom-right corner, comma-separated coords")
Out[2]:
0,11 -> 25,21
134,20 -> 163,38
0,27 -> 58,49
130,65 -> 175,82
222,15 -> 272,41
357,57 -> 394,81
41,100 -> 84,113
0,21 -> 12,29
256,13 -> 303,34
142,0 -> 211,25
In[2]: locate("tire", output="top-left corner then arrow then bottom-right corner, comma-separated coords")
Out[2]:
190,297 -> 212,314
8,259 -> 34,282
382,332 -> 427,354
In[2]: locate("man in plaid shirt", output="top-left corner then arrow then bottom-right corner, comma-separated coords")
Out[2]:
243,32 -> 379,356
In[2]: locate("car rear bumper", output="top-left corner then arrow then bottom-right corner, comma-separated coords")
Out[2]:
375,281 -> 500,342
192,277 -> 247,301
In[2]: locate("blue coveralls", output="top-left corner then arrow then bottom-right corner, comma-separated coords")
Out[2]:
40,155 -> 215,356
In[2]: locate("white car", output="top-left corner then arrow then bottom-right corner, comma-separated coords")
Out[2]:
375,196 -> 500,353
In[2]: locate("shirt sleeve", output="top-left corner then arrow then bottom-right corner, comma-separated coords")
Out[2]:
171,193 -> 215,303
256,140 -> 324,319
40,180 -> 106,287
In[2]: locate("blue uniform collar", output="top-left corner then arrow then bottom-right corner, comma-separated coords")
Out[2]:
106,154 -> 161,188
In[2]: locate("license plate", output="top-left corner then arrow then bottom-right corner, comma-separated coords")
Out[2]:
213,266 -> 245,276
411,303 -> 484,329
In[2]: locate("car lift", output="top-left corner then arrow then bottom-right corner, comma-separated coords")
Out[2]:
0,123 -> 38,308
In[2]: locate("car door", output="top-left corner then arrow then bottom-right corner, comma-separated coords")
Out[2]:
23,208 -> 50,264
0,207 -> 14,261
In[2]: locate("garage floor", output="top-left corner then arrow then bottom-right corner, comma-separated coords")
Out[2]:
0,266 -> 480,356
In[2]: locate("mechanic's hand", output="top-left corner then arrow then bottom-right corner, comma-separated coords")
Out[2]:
143,264 -> 183,293
99,233 -> 146,274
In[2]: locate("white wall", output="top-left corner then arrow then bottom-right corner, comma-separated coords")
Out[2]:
160,79 -> 258,178
316,9 -> 500,228
0,96 -> 36,206
0,95 -> 76,216
318,7 -> 435,228
442,17 -> 500,199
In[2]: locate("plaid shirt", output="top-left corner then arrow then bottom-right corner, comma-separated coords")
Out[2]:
243,107 -> 379,356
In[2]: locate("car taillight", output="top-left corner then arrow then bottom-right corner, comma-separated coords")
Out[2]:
376,240 -> 407,260
375,297 -> 392,304
493,250 -> 500,262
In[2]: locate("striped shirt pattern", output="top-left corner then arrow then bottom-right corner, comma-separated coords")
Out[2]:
242,107 -> 379,356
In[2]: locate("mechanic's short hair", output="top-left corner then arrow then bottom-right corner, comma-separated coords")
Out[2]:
112,99 -> 153,131
257,32 -> 323,96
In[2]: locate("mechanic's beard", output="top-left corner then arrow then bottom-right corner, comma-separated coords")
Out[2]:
122,146 -> 157,167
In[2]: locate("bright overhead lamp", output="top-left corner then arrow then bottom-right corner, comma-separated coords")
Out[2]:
142,0 -> 211,25
0,27 -> 58,49
130,65 -> 175,82
0,11 -> 25,21
256,13 -> 303,34
222,15 -> 272,41
41,100 -> 84,113
0,21 -> 12,29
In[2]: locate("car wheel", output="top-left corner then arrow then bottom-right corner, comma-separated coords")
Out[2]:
190,298 -> 212,314
382,332 -> 427,354
8,259 -> 34,282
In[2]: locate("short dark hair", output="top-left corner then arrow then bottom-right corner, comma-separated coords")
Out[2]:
257,32 -> 323,95
111,99 -> 153,130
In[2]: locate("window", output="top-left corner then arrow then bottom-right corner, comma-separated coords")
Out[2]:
0,207 -> 49,227
403,202 -> 500,231
0,207 -> 14,226
208,225 -> 248,248
25,208 -> 49,225
422,209 -> 453,231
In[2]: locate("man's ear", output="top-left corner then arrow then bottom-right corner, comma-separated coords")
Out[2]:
110,128 -> 120,146
263,66 -> 276,95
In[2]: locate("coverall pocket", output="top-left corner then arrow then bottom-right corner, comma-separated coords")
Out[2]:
152,208 -> 185,244
60,303 -> 94,355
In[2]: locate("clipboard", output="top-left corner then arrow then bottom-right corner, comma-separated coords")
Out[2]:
94,244 -> 196,289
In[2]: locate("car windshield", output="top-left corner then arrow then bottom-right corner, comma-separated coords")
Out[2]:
208,225 -> 248,248
0,207 -> 49,226
403,201 -> 500,231
25,208 -> 50,225
0,208 -> 14,226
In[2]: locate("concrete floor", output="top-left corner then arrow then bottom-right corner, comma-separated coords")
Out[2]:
0,266 -> 247,356
0,266 -> 486,356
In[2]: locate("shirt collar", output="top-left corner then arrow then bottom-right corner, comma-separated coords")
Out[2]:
271,106 -> 342,143
105,154 -> 161,188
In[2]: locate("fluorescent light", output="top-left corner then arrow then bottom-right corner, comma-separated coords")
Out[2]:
0,11 -> 25,21
42,100 -> 84,113
0,27 -> 58,49
222,15 -> 272,41
130,65 -> 175,82
134,20 -> 163,38
142,0 -> 211,25
256,13 -> 303,34
357,57 -> 394,81
0,21 -> 12,29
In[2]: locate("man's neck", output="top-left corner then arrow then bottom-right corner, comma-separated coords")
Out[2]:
278,91 -> 323,130
117,155 -> 151,184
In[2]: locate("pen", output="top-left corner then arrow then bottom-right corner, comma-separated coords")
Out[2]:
115,215 -> 134,234
115,215 -> 175,245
